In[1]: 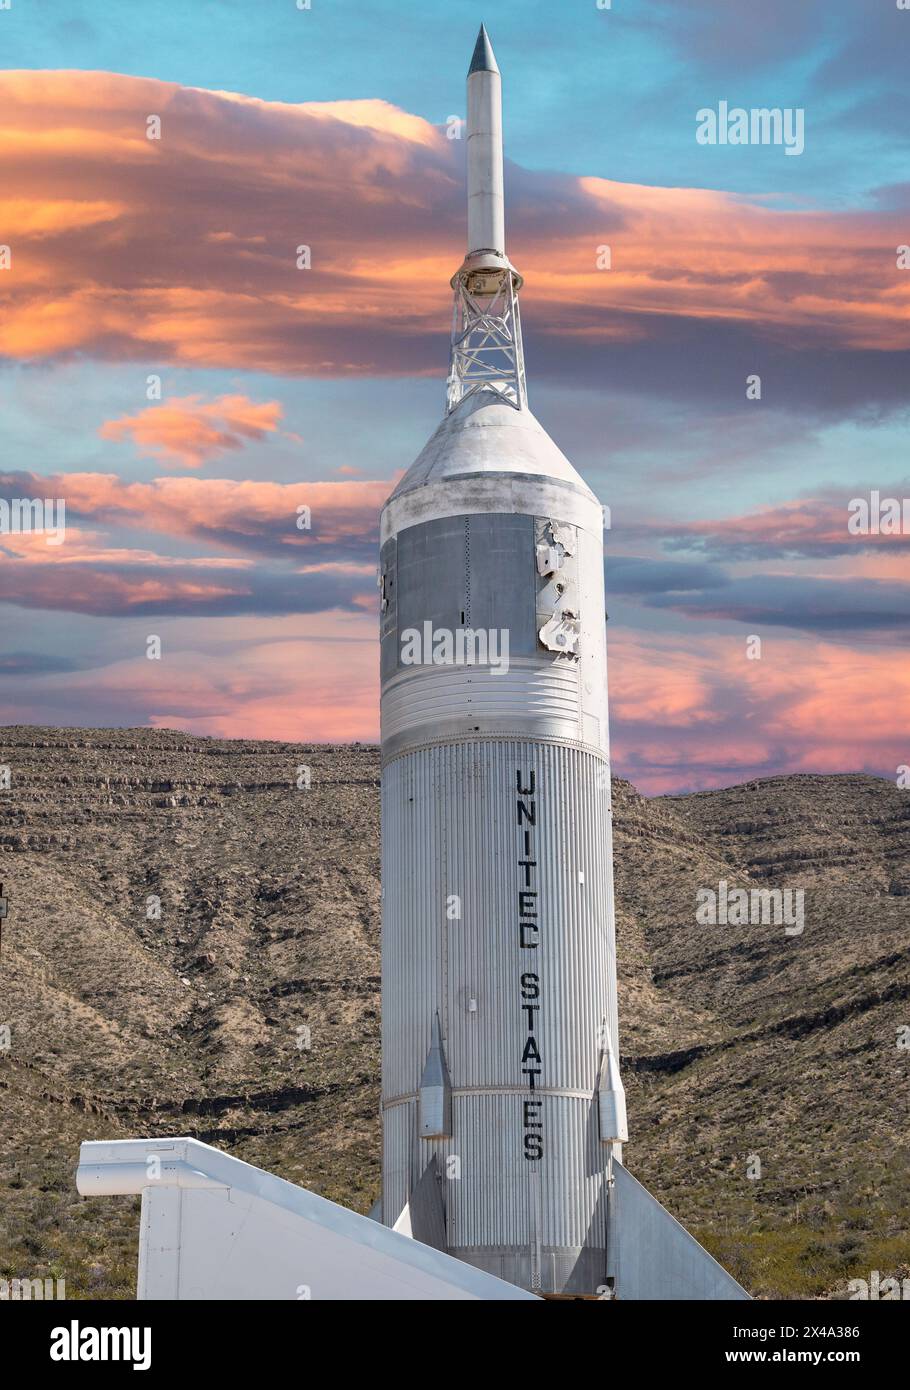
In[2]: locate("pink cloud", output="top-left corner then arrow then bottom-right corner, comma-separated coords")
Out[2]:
34,613 -> 381,743
0,564 -> 247,614
99,394 -> 284,468
608,633 -> 910,793
3,605 -> 906,792
646,495 -> 910,559
0,525 -> 253,567
2,470 -> 393,555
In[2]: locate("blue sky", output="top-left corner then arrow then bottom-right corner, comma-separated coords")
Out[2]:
3,0 -> 908,203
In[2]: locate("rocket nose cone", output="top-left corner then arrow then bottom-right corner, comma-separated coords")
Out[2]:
468,23 -> 500,76
387,393 -> 600,506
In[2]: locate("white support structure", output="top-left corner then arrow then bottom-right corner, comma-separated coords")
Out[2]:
76,1137 -> 538,1301
446,267 -> 527,413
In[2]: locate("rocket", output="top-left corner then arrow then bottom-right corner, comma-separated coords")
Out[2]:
379,26 -> 749,1300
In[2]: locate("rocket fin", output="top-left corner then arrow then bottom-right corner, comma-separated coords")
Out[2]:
611,1161 -> 750,1300
418,1012 -> 453,1138
391,1156 -> 448,1252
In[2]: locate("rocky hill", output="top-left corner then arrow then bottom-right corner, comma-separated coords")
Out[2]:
0,727 -> 907,1298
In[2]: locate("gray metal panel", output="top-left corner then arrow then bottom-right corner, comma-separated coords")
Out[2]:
380,500 -> 608,759
464,513 -> 536,648
394,1157 -> 449,1252
392,513 -> 536,663
396,514 -> 467,649
418,1014 -> 453,1138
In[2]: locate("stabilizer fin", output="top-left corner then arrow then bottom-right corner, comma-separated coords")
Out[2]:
612,1161 -> 750,1300
392,1156 -> 448,1252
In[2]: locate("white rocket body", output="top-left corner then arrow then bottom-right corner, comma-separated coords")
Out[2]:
380,401 -> 616,1294
379,27 -> 749,1301
378,25 -> 615,1296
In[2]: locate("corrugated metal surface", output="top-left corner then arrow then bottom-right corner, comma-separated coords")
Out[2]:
381,738 -> 618,1292
381,662 -> 581,745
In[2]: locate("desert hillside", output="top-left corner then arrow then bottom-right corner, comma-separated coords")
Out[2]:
0,727 -> 907,1298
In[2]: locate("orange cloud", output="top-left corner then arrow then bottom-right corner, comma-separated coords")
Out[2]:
99,394 -> 284,467
0,71 -> 906,376
571,179 -> 910,352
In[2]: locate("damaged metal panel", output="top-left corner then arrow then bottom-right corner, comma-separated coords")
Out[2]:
535,517 -> 581,657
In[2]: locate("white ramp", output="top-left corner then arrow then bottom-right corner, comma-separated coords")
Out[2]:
613,1161 -> 750,1300
76,1137 -> 537,1301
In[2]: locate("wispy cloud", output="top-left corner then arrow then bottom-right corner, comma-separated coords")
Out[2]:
639,492 -> 910,560
1,470 -> 392,560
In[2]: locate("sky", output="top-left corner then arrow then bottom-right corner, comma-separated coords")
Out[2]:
0,0 -> 908,793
